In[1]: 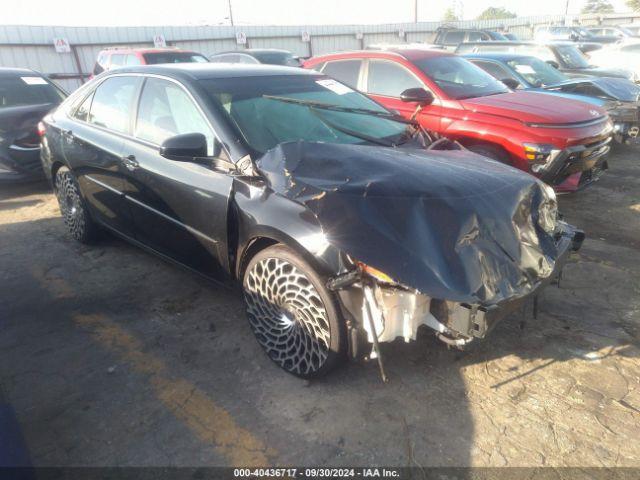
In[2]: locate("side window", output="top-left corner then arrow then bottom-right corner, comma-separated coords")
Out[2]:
366,60 -> 422,97
211,54 -> 239,63
126,55 -> 141,66
321,60 -> 362,88
110,54 -> 126,68
135,78 -> 219,157
467,32 -> 484,42
73,92 -> 94,122
93,52 -> 108,75
89,76 -> 140,133
443,31 -> 465,45
237,54 -> 259,64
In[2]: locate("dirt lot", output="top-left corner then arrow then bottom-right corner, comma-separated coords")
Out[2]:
1,146 -> 639,469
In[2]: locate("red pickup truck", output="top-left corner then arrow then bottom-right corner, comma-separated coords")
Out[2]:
304,49 -> 613,192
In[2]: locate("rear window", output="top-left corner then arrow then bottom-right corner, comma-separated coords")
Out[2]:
0,75 -> 65,108
443,31 -> 465,45
142,52 -> 209,64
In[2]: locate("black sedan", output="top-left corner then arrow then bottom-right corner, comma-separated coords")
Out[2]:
455,41 -> 637,82
41,64 -> 583,378
0,68 -> 66,181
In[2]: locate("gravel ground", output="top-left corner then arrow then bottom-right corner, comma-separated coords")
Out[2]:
0,146 -> 639,468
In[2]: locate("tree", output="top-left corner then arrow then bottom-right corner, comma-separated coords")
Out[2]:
443,7 -> 460,22
626,0 -> 640,11
476,7 -> 517,20
582,0 -> 614,13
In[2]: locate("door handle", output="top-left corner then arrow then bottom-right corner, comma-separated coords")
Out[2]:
121,154 -> 139,171
61,128 -> 74,142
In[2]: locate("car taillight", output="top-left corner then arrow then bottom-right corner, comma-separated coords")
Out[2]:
37,121 -> 46,137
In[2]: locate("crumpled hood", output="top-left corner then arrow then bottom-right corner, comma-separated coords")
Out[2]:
547,76 -> 640,102
257,141 -> 561,305
461,91 -> 605,125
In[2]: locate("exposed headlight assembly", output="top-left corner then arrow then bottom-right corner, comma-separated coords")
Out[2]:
538,184 -> 558,234
523,143 -> 559,173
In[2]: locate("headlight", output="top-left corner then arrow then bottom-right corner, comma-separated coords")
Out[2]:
523,143 -> 559,173
538,184 -> 558,234
356,262 -> 396,284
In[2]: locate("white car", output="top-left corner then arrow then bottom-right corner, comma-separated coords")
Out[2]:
589,41 -> 640,80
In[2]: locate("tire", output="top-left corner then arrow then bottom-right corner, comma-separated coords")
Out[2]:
54,166 -> 100,244
467,143 -> 511,165
242,244 -> 346,378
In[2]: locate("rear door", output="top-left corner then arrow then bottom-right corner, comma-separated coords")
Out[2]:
61,75 -> 141,237
119,76 -> 234,280
363,58 -> 442,132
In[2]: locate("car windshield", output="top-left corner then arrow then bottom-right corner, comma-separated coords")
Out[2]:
619,27 -> 634,36
554,45 -> 590,68
200,75 -> 410,155
142,52 -> 209,64
413,56 -> 509,100
506,57 -> 568,87
0,75 -> 65,108
575,28 -> 594,38
252,51 -> 301,67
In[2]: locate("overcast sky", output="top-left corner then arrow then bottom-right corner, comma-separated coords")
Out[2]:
2,0 -> 633,26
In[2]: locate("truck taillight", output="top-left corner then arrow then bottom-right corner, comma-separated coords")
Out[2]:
37,121 -> 46,137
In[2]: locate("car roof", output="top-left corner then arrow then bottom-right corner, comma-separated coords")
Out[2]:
0,67 -> 40,77
311,48 -> 453,62
462,52 -> 535,62
459,41 -> 572,48
212,48 -> 292,55
100,48 -> 201,55
102,63 -> 318,80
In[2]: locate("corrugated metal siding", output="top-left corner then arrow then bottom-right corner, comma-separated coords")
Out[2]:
2,13 -> 639,93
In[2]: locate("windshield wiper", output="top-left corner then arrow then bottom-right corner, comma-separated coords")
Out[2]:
262,95 -> 414,124
307,108 -> 394,147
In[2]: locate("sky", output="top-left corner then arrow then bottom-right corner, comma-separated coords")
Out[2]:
1,0 -> 633,26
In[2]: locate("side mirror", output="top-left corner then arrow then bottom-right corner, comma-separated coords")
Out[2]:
546,60 -> 560,69
160,133 -> 208,161
400,87 -> 434,105
501,78 -> 520,89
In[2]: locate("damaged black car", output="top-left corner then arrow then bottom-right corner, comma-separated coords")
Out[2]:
40,64 -> 584,378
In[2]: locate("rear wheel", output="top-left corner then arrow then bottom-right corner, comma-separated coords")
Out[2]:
242,245 -> 346,378
54,166 -> 100,243
467,143 -> 511,165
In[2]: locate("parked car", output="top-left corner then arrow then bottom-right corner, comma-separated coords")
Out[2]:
456,41 -> 637,82
503,32 -> 519,41
588,41 -> 640,85
465,52 -> 640,143
305,49 -> 613,192
209,49 -> 301,67
0,68 -> 66,181
40,63 -> 583,377
586,26 -> 639,39
534,25 -> 619,45
622,24 -> 640,36
91,47 -> 208,77
433,27 -> 507,51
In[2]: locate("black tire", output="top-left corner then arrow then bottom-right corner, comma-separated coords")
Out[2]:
54,166 -> 100,244
467,143 -> 511,165
242,244 -> 346,378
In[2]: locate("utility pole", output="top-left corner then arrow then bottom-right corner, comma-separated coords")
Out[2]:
414,0 -> 418,23
227,0 -> 235,26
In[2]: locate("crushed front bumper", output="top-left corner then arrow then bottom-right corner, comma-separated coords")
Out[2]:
538,137 -> 611,190
331,223 -> 584,352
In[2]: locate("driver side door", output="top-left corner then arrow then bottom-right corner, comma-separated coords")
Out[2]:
120,76 -> 235,281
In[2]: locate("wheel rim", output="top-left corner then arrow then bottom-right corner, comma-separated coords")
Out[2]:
244,257 -> 331,376
56,172 -> 85,238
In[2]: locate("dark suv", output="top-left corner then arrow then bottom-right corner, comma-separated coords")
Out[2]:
433,28 -> 507,50
40,64 -> 582,378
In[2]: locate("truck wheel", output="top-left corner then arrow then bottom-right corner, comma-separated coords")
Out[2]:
467,144 -> 511,165
54,166 -> 100,243
242,244 -> 346,378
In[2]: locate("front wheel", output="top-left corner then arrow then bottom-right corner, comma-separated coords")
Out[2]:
54,166 -> 100,243
242,245 -> 346,378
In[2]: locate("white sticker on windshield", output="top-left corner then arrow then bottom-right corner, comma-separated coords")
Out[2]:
20,76 -> 48,85
316,79 -> 354,95
514,65 -> 536,75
